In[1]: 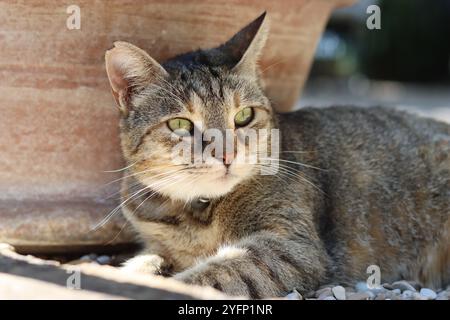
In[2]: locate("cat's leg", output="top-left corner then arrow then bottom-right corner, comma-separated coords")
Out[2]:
173,231 -> 329,298
121,253 -> 168,276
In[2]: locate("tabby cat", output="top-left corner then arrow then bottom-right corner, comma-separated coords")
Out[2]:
105,13 -> 450,298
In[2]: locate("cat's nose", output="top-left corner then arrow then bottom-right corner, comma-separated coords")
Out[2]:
223,152 -> 234,167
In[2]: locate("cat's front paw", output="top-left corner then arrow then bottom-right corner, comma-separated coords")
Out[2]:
174,269 -> 219,289
173,266 -> 249,297
121,254 -> 165,275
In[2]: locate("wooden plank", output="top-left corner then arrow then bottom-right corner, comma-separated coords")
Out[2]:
0,245 -> 231,299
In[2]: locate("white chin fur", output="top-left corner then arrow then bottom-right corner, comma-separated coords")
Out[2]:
158,174 -> 242,201
143,164 -> 254,202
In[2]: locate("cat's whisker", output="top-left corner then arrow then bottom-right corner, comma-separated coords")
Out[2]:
99,168 -> 185,202
271,163 -> 321,185
102,165 -> 186,188
249,174 -> 265,190
259,157 -> 326,171
254,165 -> 294,188
111,173 -> 202,246
254,163 -> 325,194
256,161 -> 316,179
265,168 -> 308,190
102,161 -> 138,173
152,172 -> 191,194
104,220 -> 130,246
92,171 -> 186,230
278,168 -> 325,195
279,150 -> 318,154
104,174 -> 190,245
92,186 -> 150,231
129,173 -> 190,217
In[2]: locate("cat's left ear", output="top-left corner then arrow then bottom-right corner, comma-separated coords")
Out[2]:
221,12 -> 269,76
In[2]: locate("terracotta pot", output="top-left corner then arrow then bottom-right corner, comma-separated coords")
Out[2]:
0,0 -> 355,253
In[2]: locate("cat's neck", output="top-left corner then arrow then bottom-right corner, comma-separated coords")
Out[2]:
122,174 -> 216,224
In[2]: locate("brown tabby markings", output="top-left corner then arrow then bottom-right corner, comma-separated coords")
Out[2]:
105,13 -> 450,298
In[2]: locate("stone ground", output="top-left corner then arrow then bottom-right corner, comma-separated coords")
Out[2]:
287,283 -> 450,301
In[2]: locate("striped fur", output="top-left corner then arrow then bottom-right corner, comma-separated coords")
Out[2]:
106,14 -> 450,298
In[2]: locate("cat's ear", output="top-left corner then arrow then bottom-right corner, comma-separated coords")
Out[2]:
221,12 -> 269,76
105,41 -> 168,116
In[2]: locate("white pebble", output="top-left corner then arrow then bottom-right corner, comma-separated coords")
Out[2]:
96,255 -> 111,265
286,289 -> 303,300
419,288 -> 437,300
80,254 -> 93,261
332,286 -> 346,300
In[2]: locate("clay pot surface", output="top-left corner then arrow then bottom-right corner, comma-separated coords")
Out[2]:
0,0 -> 355,252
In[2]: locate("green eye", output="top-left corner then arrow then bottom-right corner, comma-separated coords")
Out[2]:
167,118 -> 193,136
234,107 -> 254,127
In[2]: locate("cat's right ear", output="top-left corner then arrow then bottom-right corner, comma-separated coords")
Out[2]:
105,41 -> 168,116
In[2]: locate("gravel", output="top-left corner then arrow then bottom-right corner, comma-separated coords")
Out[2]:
65,253 -> 131,267
289,280 -> 449,300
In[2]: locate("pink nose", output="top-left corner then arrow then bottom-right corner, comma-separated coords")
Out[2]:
223,152 -> 234,166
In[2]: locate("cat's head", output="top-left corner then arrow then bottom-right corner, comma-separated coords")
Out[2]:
105,13 -> 277,202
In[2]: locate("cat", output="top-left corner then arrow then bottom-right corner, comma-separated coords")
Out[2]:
105,12 -> 450,298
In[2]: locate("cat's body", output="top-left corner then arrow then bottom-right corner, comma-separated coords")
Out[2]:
105,13 -> 450,298
121,106 -> 450,297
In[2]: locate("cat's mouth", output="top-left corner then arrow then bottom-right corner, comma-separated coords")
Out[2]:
197,170 -> 237,183
219,171 -> 237,180
194,165 -> 238,180
138,158 -> 257,201
186,163 -> 229,174
145,163 -> 250,201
